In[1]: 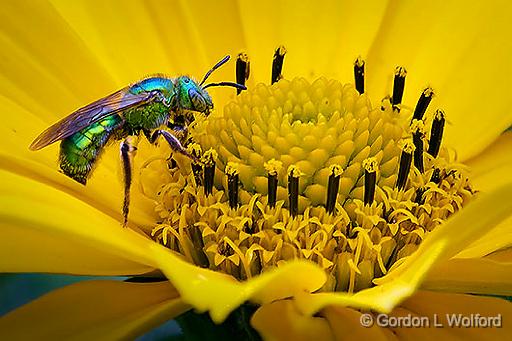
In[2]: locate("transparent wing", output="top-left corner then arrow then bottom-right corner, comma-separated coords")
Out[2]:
30,87 -> 160,150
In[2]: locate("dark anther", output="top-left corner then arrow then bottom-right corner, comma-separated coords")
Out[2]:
411,120 -> 425,173
354,57 -> 365,94
236,52 -> 250,95
268,173 -> 278,208
326,165 -> 343,213
188,143 -> 203,186
271,46 -> 286,84
363,158 -> 377,205
265,159 -> 282,209
430,168 -> 441,184
203,149 -> 217,196
412,87 -> 434,121
427,109 -> 445,158
396,140 -> 415,191
413,133 -> 424,173
226,163 -> 239,209
415,187 -> 426,205
287,165 -> 301,217
392,67 -> 407,112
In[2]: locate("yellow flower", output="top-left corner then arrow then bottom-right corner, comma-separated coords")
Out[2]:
1,0 -> 512,340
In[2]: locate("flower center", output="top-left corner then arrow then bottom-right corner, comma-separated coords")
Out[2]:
145,49 -> 476,293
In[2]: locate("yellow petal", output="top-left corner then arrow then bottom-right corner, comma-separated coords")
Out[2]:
0,280 -> 188,340
251,300 -> 335,341
0,1 -> 115,118
456,216 -> 512,259
424,248 -> 512,296
466,132 -> 512,192
151,240 -> 326,323
295,183 -> 512,315
321,306 -> 395,341
0,168 -> 157,274
392,291 -> 512,340
239,0 -> 388,83
367,0 -> 512,160
455,133 -> 512,257
49,0 -> 176,84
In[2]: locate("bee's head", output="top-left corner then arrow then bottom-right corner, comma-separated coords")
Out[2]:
175,56 -> 246,116
175,76 -> 214,115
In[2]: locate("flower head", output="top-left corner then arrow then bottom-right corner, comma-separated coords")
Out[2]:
147,58 -> 477,298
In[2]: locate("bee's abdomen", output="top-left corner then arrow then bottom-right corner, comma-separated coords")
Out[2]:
60,115 -> 123,184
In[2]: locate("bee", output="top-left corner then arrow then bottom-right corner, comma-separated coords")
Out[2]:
30,55 -> 245,226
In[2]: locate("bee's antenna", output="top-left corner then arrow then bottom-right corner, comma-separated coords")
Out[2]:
200,55 -> 231,86
203,82 -> 247,91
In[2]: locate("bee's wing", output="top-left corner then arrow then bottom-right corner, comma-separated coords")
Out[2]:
30,87 -> 159,150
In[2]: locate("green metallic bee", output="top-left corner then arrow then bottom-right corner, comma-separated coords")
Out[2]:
30,55 -> 245,226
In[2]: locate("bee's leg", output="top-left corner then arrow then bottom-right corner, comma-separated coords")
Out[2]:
167,123 -> 188,144
167,114 -> 189,143
120,137 -> 137,227
150,130 -> 198,162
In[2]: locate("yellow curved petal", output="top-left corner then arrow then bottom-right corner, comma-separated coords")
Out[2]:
424,248 -> 512,296
0,1 -> 116,117
0,280 -> 189,340
151,240 -> 326,323
367,0 -> 512,160
393,291 -> 512,340
50,0 -> 246,83
49,0 -> 176,85
456,216 -> 512,259
0,220 -> 151,275
454,133 -> 512,257
321,306 -> 396,341
295,183 -> 512,315
466,132 -> 512,193
239,0 -> 389,83
0,168 -> 158,274
251,300 -> 335,341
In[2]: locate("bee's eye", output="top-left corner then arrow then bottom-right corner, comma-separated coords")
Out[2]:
188,89 -> 206,112
183,78 -> 190,84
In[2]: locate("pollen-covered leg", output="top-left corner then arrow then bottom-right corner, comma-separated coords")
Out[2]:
166,119 -> 189,144
120,137 -> 137,227
149,130 -> 198,162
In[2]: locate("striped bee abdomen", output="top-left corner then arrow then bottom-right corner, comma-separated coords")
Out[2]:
59,115 -> 123,184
